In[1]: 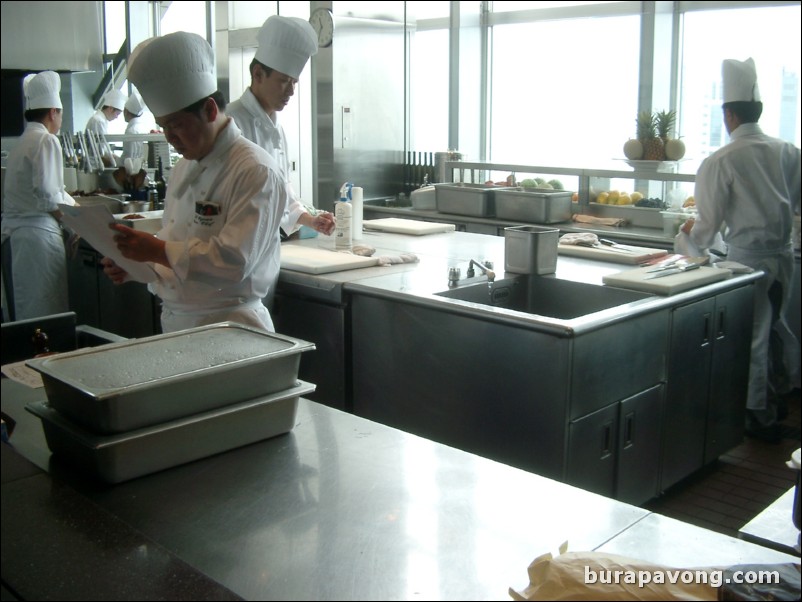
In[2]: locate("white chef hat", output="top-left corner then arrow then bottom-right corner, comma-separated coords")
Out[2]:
125,90 -> 145,116
103,89 -> 128,111
255,15 -> 318,79
127,31 -> 217,118
23,71 -> 62,110
722,57 -> 761,104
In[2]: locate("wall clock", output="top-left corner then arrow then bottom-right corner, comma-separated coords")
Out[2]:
310,7 -> 334,48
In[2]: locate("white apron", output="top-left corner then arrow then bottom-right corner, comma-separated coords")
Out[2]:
727,243 -> 795,411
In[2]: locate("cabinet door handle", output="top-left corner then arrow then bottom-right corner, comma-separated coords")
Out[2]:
702,312 -> 712,347
601,422 -> 613,459
717,307 -> 726,339
623,411 -> 635,448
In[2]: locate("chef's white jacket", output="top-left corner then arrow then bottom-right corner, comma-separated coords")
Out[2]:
227,89 -> 307,231
147,119 -> 286,332
85,110 -> 109,135
122,114 -> 153,160
1,122 -> 75,319
691,122 -> 801,410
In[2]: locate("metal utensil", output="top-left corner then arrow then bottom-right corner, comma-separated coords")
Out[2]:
644,263 -> 701,279
646,257 -> 685,272
576,241 -> 634,254
599,238 -> 637,253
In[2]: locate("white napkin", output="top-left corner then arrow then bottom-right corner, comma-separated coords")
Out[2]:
377,253 -> 418,266
559,232 -> 599,246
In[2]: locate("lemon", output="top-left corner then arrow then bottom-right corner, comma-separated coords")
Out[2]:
596,192 -> 609,204
608,190 -> 620,203
631,192 -> 644,203
618,194 -> 631,205
683,195 -> 696,208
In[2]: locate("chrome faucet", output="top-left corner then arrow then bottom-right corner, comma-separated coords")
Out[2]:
467,259 -> 495,283
447,260 -> 496,288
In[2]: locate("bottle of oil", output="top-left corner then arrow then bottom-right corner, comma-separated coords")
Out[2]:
147,181 -> 158,211
31,328 -> 50,356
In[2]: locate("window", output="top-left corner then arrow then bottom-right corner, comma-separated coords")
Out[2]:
161,1 -> 207,38
406,2 -> 801,171
490,12 -> 640,165
679,3 -> 801,163
408,1 -> 450,152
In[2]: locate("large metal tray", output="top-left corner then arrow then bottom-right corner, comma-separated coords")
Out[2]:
26,380 -> 316,483
26,322 -> 315,434
436,184 -> 505,217
494,189 -> 573,223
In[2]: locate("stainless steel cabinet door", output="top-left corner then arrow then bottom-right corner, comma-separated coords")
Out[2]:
617,384 -> 663,505
705,286 -> 753,464
662,296 -> 715,491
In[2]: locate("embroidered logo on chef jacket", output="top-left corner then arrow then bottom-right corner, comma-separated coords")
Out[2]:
194,201 -> 221,226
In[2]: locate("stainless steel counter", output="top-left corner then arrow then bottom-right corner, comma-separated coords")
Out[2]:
280,231 -> 761,336
1,378 -> 797,601
739,487 -> 800,557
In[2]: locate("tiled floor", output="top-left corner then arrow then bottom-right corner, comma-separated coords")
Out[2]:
644,389 -> 801,540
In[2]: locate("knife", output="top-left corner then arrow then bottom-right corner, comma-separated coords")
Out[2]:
576,241 -> 634,254
644,263 -> 701,279
599,238 -> 637,253
646,258 -> 685,272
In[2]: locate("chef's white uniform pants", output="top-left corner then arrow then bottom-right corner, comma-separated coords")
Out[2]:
728,245 -> 795,415
6,226 -> 69,321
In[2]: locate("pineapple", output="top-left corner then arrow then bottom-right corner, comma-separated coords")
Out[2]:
655,110 -> 676,143
656,109 -> 686,160
637,111 -> 664,161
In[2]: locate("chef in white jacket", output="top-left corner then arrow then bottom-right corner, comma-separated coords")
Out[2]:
100,31 -> 287,334
682,58 -> 801,442
227,15 -> 335,238
122,90 -> 154,161
85,89 -> 127,135
1,71 -> 76,320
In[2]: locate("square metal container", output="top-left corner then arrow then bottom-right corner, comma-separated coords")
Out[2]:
26,322 -> 315,434
504,225 -> 559,275
494,189 -> 573,224
436,184 -> 502,217
26,381 -> 316,483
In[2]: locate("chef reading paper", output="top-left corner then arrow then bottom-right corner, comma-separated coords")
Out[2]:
101,31 -> 288,334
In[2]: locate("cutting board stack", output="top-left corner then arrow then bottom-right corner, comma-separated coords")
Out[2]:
24,323 -> 316,483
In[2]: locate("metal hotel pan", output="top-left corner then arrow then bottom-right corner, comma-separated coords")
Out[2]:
26,322 -> 315,434
26,381 -> 316,483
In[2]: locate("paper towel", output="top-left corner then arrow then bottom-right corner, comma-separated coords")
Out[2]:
352,186 -> 363,240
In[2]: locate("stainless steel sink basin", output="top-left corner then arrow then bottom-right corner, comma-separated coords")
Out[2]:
435,275 -> 651,319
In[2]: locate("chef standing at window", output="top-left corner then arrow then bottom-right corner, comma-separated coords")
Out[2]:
682,58 -> 801,443
101,31 -> 287,334
227,15 -> 335,239
1,71 -> 76,321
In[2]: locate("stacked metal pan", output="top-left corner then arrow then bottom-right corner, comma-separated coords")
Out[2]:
25,323 -> 316,483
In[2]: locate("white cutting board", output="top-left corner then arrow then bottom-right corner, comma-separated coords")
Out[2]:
558,243 -> 668,265
603,265 -> 730,295
280,245 -> 379,274
363,218 -> 456,236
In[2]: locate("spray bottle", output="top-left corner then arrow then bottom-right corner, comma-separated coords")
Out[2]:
335,182 -> 353,251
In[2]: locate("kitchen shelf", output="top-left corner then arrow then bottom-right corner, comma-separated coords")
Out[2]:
444,161 -> 697,229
